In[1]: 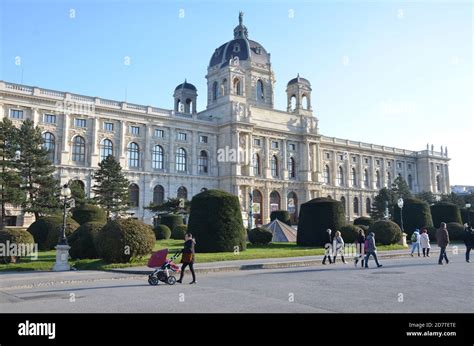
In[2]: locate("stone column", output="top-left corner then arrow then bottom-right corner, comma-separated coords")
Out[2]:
144,124 -> 152,171
90,117 -> 99,167
60,113 -> 70,164
282,139 -> 288,180
31,108 -> 39,126
169,128 -> 175,174
264,137 -> 270,178
192,130 -> 198,175
119,121 -> 127,167
332,150 -> 337,186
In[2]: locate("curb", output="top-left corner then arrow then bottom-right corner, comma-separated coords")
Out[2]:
106,250 -> 442,276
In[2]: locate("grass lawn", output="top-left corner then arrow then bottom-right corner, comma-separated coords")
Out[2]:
0,240 -> 409,272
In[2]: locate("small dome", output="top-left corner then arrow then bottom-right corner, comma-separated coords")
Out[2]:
175,80 -> 197,92
287,74 -> 311,87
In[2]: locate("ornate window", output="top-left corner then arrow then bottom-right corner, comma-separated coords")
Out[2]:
233,78 -> 242,95
270,191 -> 281,211
253,153 -> 261,176
387,172 -> 392,187
366,198 -> 371,214
100,139 -> 113,161
271,155 -> 279,178
72,136 -> 85,162
177,186 -> 187,200
257,79 -> 264,101
364,169 -> 370,188
152,145 -> 164,170
351,168 -> 357,187
129,184 -> 139,207
42,132 -> 55,162
198,150 -> 208,174
408,174 -> 413,190
127,142 -> 140,168
212,81 -> 218,100
376,170 -> 381,188
153,185 -> 164,205
337,166 -> 344,186
176,148 -> 187,172
323,165 -> 330,184
340,196 -> 346,214
353,197 -> 359,214
288,157 -> 296,179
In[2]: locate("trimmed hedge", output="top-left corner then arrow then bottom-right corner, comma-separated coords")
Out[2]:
72,203 -> 107,225
353,217 -> 374,228
339,224 -> 363,243
393,198 -> 433,239
160,214 -> 183,232
460,209 -> 474,225
270,210 -> 291,226
447,222 -> 465,241
154,224 -> 171,240
68,222 -> 105,259
368,220 -> 403,245
171,225 -> 188,240
27,216 -> 80,250
430,202 -> 462,228
297,198 -> 346,247
248,227 -> 273,245
0,228 -> 35,263
188,189 -> 246,253
96,218 -> 156,263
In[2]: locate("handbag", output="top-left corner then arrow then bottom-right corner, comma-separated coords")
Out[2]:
181,253 -> 193,263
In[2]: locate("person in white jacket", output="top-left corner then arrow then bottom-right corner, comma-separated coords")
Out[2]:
419,227 -> 431,257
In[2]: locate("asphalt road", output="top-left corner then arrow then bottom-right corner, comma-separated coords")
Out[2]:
0,255 -> 472,313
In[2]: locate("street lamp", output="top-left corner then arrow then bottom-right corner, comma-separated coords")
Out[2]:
397,198 -> 404,232
53,184 -> 74,271
466,203 -> 472,226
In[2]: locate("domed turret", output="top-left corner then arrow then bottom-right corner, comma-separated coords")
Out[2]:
173,79 -> 197,114
286,74 -> 312,113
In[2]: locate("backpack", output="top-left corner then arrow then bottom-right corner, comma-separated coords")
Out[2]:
411,233 -> 418,242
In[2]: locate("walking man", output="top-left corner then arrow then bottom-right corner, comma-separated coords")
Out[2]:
436,222 -> 450,265
364,232 -> 382,268
322,229 -> 333,265
463,223 -> 474,263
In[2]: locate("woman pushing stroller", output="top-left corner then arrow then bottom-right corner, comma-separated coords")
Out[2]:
177,233 -> 197,285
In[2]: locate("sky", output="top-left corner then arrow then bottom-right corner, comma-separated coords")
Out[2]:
0,0 -> 472,185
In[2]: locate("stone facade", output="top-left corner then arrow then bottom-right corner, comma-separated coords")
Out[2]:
0,14 -> 450,227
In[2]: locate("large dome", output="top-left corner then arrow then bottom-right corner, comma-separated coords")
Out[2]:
209,12 -> 271,68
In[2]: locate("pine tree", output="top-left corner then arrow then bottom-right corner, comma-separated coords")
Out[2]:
92,155 -> 130,219
17,119 -> 59,220
0,118 -> 25,228
391,176 -> 412,199
416,191 -> 437,205
370,187 -> 396,220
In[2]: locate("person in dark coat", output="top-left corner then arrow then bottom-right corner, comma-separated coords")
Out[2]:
177,233 -> 196,284
322,229 -> 333,265
364,232 -> 382,268
463,223 -> 474,263
436,222 -> 450,265
354,229 -> 366,268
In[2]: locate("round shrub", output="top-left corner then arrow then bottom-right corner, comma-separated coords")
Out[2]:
171,225 -> 188,240
297,198 -> 345,247
96,218 -> 156,263
353,216 -> 374,228
430,202 -> 462,228
270,210 -> 291,226
188,189 -> 246,252
160,214 -> 184,232
460,209 -> 474,225
27,216 -> 80,250
72,203 -> 107,225
368,220 -> 403,245
154,224 -> 171,240
427,226 -> 438,242
339,224 -> 363,243
393,198 -> 433,239
447,222 -> 465,241
68,222 -> 105,259
0,228 -> 35,263
248,227 -> 273,245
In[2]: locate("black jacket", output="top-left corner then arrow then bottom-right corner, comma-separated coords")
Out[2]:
464,228 -> 474,246
182,239 -> 195,254
357,234 -> 366,244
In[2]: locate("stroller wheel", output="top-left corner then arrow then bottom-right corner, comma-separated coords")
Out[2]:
148,275 -> 159,286
167,276 -> 177,285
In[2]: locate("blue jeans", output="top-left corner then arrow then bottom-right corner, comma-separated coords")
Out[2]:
364,251 -> 380,267
411,243 -> 420,255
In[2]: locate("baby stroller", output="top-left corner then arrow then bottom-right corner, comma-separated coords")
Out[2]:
147,249 -> 181,286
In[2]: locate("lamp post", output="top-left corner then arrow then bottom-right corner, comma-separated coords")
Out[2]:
466,203 -> 471,226
53,184 -> 74,271
397,198 -> 404,232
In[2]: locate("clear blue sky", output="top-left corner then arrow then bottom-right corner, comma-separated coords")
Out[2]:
1,0 -> 472,185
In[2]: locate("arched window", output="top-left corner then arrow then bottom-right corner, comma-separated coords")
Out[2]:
212,81 -> 218,101
287,192 -> 298,223
42,132 -> 55,162
257,79 -> 264,101
100,139 -> 113,161
290,95 -> 297,111
198,150 -> 208,174
387,172 -> 392,187
337,166 -> 344,186
252,153 -> 261,176
302,95 -> 309,109
436,175 -> 441,192
152,145 -> 164,170
177,186 -> 187,200
351,168 -> 357,187
340,196 -> 346,214
127,142 -> 139,168
353,197 -> 359,214
364,169 -> 370,188
376,171 -> 381,188
271,155 -> 279,178
176,99 -> 184,112
253,189 -> 263,225
221,78 -> 228,96
270,191 -> 281,211
153,185 -> 164,205
176,148 -> 187,172
323,165 -> 330,184
288,157 -> 296,179
185,98 -> 192,114
72,135 -> 85,162
327,195 -> 332,199
129,184 -> 139,207
408,174 -> 413,190
366,198 -> 371,214
234,78 -> 242,95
